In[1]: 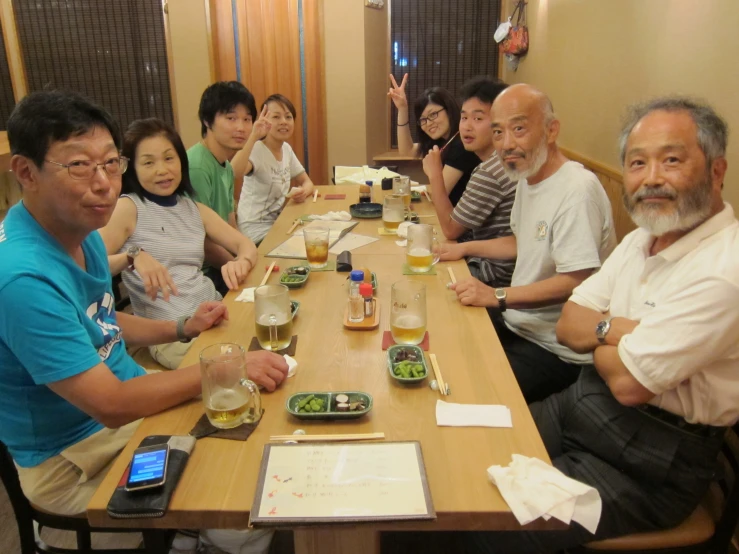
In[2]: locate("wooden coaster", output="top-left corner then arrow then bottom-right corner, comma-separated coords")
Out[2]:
324,194 -> 346,200
377,227 -> 397,236
343,301 -> 380,330
248,335 -> 298,356
382,330 -> 430,351
299,259 -> 336,272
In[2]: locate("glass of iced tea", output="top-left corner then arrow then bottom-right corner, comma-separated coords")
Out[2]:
383,195 -> 405,232
254,284 -> 294,351
392,175 -> 411,208
303,227 -> 329,269
390,280 -> 427,345
200,343 -> 262,429
406,224 -> 441,273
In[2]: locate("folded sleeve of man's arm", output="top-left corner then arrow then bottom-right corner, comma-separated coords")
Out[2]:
618,276 -> 739,394
0,277 -> 103,384
568,238 -> 628,313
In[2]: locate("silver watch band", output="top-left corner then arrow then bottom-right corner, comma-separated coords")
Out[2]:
176,315 -> 191,342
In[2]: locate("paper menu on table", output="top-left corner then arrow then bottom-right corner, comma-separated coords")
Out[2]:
250,442 -> 435,524
292,220 -> 358,244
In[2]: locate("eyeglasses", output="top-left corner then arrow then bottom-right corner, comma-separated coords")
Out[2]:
419,108 -> 445,128
45,156 -> 129,180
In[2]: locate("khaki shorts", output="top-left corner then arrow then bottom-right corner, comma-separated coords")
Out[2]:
16,420 -> 141,516
149,341 -> 193,370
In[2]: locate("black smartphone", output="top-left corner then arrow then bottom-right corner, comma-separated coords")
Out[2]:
124,443 -> 169,492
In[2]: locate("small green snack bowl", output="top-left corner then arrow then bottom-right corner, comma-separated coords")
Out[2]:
371,272 -> 378,294
290,300 -> 300,319
280,266 -> 310,289
286,391 -> 373,420
387,345 -> 428,383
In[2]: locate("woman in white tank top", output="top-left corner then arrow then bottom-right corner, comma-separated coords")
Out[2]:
100,119 -> 258,369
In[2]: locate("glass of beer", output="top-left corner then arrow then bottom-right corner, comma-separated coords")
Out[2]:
392,175 -> 411,208
406,224 -> 441,273
200,343 -> 262,429
390,280 -> 427,345
383,195 -> 405,232
303,227 -> 329,269
255,284 -> 293,351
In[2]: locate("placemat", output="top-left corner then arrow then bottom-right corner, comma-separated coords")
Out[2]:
189,412 -> 263,440
248,335 -> 298,356
299,260 -> 336,272
401,263 -> 437,275
382,331 -> 430,351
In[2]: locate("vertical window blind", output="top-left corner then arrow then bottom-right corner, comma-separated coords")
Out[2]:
390,0 -> 501,148
12,0 -> 174,133
0,25 -> 15,130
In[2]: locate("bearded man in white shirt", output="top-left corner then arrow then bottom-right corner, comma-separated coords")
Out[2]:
390,97 -> 739,553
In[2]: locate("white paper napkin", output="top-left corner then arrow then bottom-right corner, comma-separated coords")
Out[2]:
284,354 -> 298,377
411,184 -> 427,193
487,454 -> 602,533
397,221 -> 413,238
435,400 -> 512,428
307,211 -> 352,221
395,240 -> 408,247
235,287 -> 256,302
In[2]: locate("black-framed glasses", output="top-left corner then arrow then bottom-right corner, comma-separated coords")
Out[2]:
419,108 -> 446,127
45,156 -> 129,180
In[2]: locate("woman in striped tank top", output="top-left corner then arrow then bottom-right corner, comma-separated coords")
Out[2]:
100,119 -> 258,369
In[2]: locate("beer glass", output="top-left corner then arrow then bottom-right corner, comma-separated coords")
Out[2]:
254,284 -> 293,351
382,195 -> 405,232
390,280 -> 427,345
406,224 -> 441,273
303,227 -> 329,269
392,175 -> 411,208
200,343 -> 262,429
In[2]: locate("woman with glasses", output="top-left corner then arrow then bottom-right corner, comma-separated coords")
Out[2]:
99,118 -> 258,370
389,73 -> 481,205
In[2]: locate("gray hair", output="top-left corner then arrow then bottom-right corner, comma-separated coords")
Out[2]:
618,96 -> 728,166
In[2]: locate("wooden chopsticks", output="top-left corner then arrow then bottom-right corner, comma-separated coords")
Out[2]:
269,432 -> 385,443
429,353 -> 450,396
312,189 -> 319,203
440,131 -> 459,152
447,267 -> 457,285
260,261 -> 276,286
286,218 -> 301,234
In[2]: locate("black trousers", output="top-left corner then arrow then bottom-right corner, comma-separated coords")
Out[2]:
491,313 -> 581,403
204,266 -> 229,297
383,368 -> 725,554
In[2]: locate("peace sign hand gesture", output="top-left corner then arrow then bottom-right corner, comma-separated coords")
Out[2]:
250,105 -> 272,141
387,73 -> 409,110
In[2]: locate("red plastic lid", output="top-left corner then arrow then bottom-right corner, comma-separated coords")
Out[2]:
359,283 -> 373,297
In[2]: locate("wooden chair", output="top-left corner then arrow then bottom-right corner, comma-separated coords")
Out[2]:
0,440 -> 173,554
577,424 -> 739,554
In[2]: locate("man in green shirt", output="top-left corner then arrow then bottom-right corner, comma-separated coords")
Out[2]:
188,81 -> 258,293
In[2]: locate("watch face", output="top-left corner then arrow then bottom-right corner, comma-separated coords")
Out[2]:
127,246 -> 141,257
596,320 -> 609,338
495,289 -> 506,300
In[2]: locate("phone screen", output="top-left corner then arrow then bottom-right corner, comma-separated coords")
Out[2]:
126,446 -> 168,490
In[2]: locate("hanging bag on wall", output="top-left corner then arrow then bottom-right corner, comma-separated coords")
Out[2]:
501,0 -> 529,56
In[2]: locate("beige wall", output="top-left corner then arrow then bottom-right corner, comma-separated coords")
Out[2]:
501,0 -> 739,209
364,5 -> 390,163
167,0 -> 213,148
323,0 -> 368,173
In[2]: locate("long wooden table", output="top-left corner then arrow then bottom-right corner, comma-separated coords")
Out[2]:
88,186 -> 562,552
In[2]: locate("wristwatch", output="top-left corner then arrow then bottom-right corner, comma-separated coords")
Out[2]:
125,245 -> 142,270
176,315 -> 192,343
495,288 -> 508,312
595,317 -> 613,344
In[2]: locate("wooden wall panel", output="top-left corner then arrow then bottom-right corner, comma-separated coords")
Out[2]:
302,0 -> 327,185
560,146 -> 636,242
209,0 -> 237,82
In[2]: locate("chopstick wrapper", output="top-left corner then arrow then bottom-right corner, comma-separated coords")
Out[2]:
435,400 -> 512,427
107,435 -> 195,519
487,454 -> 602,533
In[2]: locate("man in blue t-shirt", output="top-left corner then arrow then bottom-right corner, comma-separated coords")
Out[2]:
0,91 -> 288,540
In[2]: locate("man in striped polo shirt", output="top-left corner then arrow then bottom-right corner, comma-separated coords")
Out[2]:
422,77 -> 517,287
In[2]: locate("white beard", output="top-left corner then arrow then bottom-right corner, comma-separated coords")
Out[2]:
501,137 -> 549,183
